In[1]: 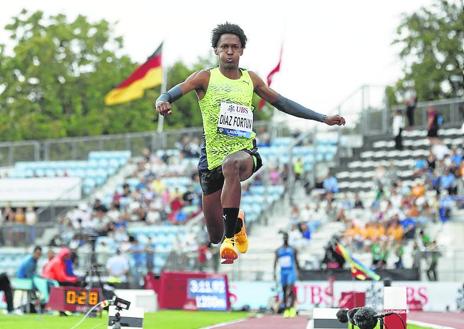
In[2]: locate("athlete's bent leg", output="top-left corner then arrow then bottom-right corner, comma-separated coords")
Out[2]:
202,190 -> 223,244
221,151 -> 254,238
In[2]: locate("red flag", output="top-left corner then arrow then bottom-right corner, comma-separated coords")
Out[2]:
258,46 -> 283,110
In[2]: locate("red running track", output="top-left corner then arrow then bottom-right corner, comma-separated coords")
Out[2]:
208,315 -> 308,329
409,312 -> 464,329
208,312 -> 464,329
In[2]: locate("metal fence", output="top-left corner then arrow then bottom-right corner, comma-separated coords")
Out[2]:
333,85 -> 464,136
0,223 -> 54,247
0,121 -> 288,166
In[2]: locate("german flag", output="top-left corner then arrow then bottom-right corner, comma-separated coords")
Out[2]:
105,43 -> 163,106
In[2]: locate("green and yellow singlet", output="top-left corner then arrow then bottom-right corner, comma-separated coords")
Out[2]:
198,67 -> 256,170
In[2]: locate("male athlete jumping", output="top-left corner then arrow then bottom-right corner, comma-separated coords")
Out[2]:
155,22 -> 345,264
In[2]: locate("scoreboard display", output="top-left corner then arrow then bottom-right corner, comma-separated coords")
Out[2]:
48,287 -> 101,312
187,278 -> 228,311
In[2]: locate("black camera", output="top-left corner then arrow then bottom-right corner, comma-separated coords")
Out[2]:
113,297 -> 130,311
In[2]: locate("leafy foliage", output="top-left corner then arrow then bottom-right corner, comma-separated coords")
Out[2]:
0,10 -> 270,141
387,0 -> 464,105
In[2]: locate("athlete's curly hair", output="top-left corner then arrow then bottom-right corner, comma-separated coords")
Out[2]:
211,22 -> 247,48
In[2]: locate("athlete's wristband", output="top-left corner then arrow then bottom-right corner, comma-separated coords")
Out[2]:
155,85 -> 183,106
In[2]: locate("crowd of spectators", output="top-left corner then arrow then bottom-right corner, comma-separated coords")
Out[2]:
280,121 -> 463,281
0,206 -> 38,226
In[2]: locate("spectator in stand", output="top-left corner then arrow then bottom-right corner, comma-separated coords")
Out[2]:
426,106 -> 440,142
256,127 -> 271,147
293,158 -> 304,183
426,240 -> 440,281
169,193 -> 184,223
298,222 -> 311,241
432,140 -> 450,161
145,237 -> 156,273
127,236 -> 145,288
15,207 -> 25,224
353,193 -> 364,209
289,205 -> 300,227
450,147 -> 463,170
392,109 -> 404,150
42,248 -> 78,285
394,242 -> 405,269
323,172 -> 339,194
17,246 -> 42,279
371,238 -> 388,270
106,249 -> 129,288
142,147 -> 152,162
93,199 -> 108,213
46,249 -> 55,262
440,168 -> 457,195
405,95 -> 418,128
3,206 -> 15,223
25,207 -> 37,226
411,241 -> 422,272
419,229 -> 431,248
269,166 -> 282,185
413,158 -> 428,177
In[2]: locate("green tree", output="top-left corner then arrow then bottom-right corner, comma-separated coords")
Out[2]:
0,9 -> 144,140
387,0 -> 464,105
0,10 -> 270,141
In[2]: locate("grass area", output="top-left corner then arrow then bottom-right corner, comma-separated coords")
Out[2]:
0,310 -> 249,329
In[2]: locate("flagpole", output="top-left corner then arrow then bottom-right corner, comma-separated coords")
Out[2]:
157,41 -> 167,133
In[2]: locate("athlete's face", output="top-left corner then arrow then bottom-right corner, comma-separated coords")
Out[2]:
214,34 -> 243,70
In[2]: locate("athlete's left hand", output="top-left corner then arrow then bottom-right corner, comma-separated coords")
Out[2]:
324,115 -> 346,126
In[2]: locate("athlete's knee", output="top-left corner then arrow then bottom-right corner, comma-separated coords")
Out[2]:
222,157 -> 240,177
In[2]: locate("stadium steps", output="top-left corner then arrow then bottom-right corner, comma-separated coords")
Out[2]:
333,126 -> 463,193
218,190 -> 294,281
434,221 -> 464,281
89,158 -> 137,200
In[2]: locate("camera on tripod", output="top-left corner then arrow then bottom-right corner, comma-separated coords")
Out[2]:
113,297 -> 130,311
109,297 -> 131,329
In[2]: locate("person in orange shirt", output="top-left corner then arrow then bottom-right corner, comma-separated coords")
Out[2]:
364,222 -> 375,240
387,219 -> 404,242
15,207 -> 26,224
411,182 -> 426,198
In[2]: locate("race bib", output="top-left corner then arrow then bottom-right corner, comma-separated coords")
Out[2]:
279,255 -> 292,269
217,101 -> 253,138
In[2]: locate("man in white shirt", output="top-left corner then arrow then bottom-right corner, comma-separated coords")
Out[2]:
106,249 -> 129,288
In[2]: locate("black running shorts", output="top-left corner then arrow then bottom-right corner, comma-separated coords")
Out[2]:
199,148 -> 263,195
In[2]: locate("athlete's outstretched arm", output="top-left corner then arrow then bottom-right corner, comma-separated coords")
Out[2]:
154,70 -> 209,116
249,71 -> 346,126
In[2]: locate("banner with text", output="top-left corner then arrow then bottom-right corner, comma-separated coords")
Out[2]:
229,281 -> 462,312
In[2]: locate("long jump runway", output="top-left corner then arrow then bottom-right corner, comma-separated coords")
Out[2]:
207,315 -> 308,329
208,312 -> 464,329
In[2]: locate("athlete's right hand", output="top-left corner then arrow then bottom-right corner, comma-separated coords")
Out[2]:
155,101 -> 172,116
